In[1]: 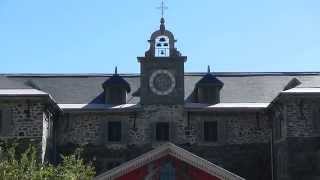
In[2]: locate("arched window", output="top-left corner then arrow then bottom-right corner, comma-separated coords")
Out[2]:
159,161 -> 175,180
155,35 -> 170,57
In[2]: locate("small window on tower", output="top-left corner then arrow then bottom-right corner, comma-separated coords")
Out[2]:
155,35 -> 170,57
204,121 -> 218,142
108,121 -> 122,142
0,110 -> 2,134
156,122 -> 169,141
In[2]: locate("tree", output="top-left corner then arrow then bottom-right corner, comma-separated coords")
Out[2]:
0,143 -> 95,180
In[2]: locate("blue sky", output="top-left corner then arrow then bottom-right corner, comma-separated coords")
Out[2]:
0,0 -> 320,73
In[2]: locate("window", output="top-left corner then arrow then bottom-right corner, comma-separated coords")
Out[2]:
0,110 -> 2,134
109,87 -> 125,105
156,122 -> 169,141
204,121 -> 218,142
275,112 -> 283,140
155,35 -> 170,57
108,121 -> 122,142
313,108 -> 320,131
159,161 -> 175,180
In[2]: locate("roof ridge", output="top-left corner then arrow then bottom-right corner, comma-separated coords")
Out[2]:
2,72 -> 320,77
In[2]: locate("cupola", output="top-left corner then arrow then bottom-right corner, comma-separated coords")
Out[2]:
102,67 -> 131,105
195,66 -> 224,104
143,18 -> 182,59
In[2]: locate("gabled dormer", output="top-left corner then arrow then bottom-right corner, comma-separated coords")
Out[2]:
102,67 -> 131,105
195,66 -> 224,104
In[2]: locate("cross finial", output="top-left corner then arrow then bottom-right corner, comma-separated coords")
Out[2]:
157,0 -> 168,18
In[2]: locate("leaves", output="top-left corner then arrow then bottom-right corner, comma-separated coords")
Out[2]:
0,144 -> 95,180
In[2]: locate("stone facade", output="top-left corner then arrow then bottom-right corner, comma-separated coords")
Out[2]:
0,98 -> 54,162
272,95 -> 320,180
0,85 -> 319,180
54,105 -> 272,179
0,99 -> 46,138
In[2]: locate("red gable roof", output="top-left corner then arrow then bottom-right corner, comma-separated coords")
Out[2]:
95,143 -> 245,180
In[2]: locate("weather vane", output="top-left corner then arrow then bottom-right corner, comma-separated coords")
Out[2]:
157,0 -> 168,18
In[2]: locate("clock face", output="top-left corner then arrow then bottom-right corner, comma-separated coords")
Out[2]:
149,70 -> 176,96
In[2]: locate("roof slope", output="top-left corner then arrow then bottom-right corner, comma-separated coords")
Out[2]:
2,72 -> 319,104
0,76 -> 32,89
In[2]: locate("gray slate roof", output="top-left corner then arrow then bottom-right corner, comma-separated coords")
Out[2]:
0,77 -> 33,89
1,72 -> 320,104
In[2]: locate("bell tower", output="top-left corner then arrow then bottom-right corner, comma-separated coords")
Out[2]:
138,17 -> 187,105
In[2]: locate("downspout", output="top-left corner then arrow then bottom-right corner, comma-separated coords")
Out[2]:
269,111 -> 275,180
53,110 -> 59,164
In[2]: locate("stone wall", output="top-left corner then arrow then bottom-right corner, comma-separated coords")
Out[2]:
56,112 -> 133,147
285,97 -> 320,137
0,98 -> 52,162
57,105 -> 271,147
132,105 -> 185,145
56,105 -> 272,180
272,96 -> 320,180
189,111 -> 271,145
0,99 -> 46,138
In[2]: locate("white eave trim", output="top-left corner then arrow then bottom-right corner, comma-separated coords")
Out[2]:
282,87 -> 320,94
95,143 -> 245,180
185,103 -> 270,109
58,103 -> 139,110
0,89 -> 48,96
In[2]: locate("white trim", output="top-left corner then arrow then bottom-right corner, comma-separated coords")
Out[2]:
0,89 -> 48,95
58,103 -> 138,110
185,103 -> 269,109
95,143 -> 245,180
282,87 -> 320,94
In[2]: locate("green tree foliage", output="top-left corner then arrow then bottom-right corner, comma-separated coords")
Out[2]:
0,144 -> 95,180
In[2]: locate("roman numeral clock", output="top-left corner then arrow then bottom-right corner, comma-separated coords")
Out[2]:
138,18 -> 187,105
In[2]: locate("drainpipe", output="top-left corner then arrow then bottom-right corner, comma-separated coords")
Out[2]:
269,111 -> 275,180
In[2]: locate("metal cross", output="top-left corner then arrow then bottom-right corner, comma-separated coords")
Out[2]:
157,0 -> 168,18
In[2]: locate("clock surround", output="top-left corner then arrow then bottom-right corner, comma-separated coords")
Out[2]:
149,70 -> 176,96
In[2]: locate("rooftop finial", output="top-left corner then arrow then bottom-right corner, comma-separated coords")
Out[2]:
207,65 -> 211,73
157,0 -> 168,33
114,66 -> 118,75
157,0 -> 168,19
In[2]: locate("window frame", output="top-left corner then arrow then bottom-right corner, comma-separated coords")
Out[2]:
107,121 -> 122,142
154,35 -> 170,57
155,122 -> 170,142
0,106 -> 13,137
196,115 -> 225,145
203,121 -> 218,142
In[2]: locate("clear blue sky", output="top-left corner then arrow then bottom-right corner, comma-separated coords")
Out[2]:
1,0 -> 320,73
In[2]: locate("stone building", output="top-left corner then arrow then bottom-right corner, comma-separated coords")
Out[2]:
1,18 -> 320,180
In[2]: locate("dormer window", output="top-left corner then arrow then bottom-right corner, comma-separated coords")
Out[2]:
195,66 -> 223,104
102,67 -> 131,105
155,35 -> 170,57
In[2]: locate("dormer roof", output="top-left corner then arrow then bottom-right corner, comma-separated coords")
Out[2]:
102,72 -> 131,93
196,73 -> 224,88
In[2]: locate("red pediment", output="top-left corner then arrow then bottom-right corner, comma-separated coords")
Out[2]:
95,143 -> 245,180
